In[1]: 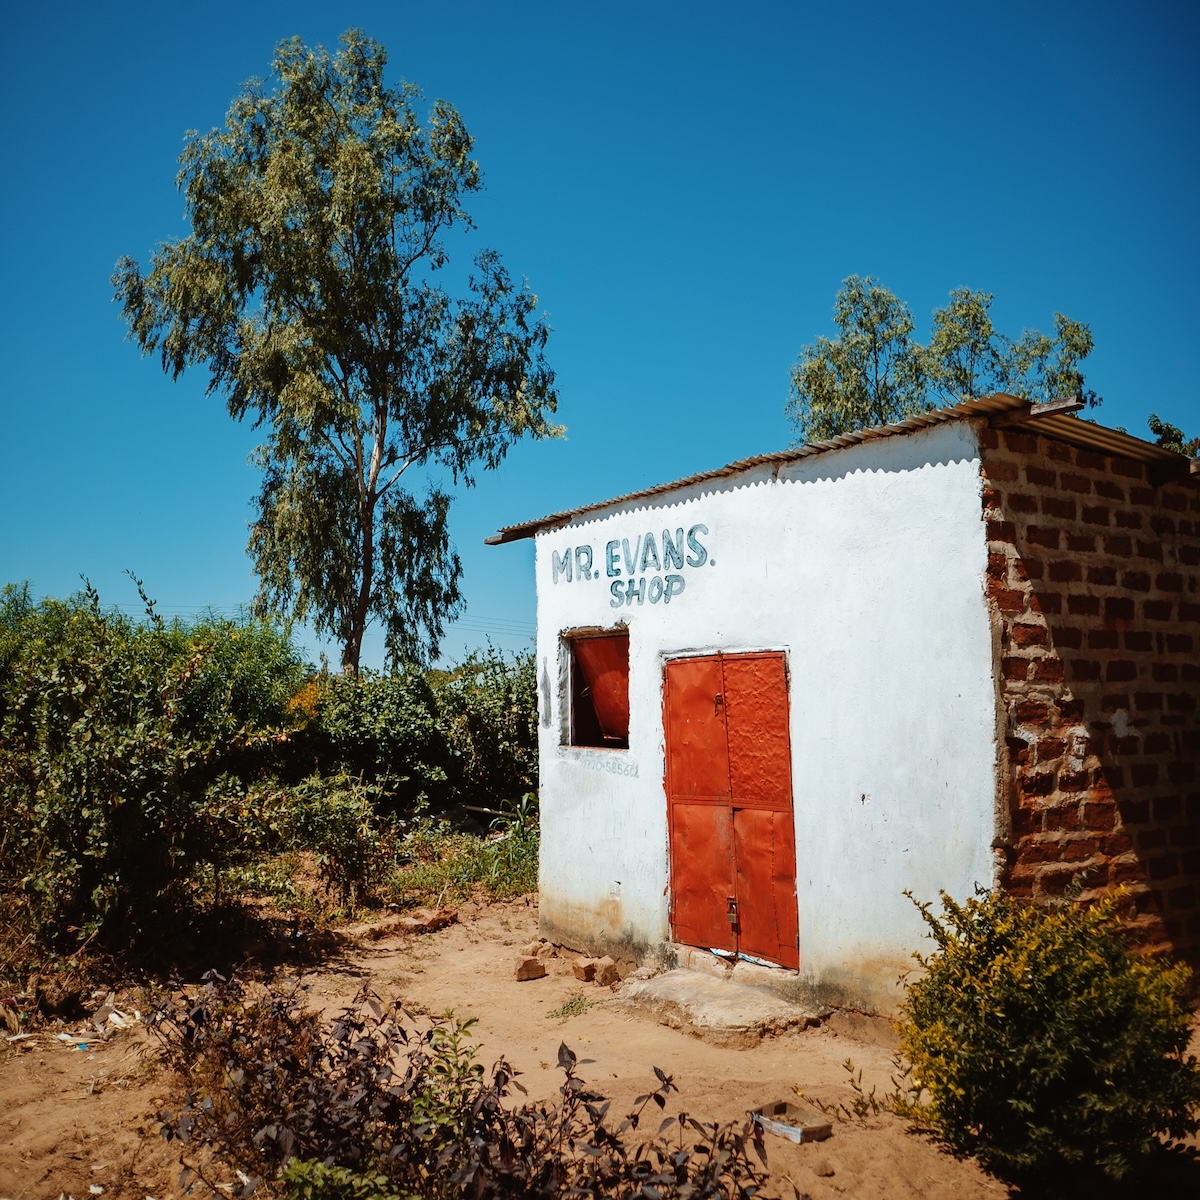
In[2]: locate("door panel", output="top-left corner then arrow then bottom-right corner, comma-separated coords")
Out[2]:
733,807 -> 800,969
665,652 -> 799,970
668,802 -> 736,953
723,654 -> 793,811
664,656 -> 730,801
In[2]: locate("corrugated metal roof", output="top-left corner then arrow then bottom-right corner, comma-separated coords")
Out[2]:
485,393 -> 1194,545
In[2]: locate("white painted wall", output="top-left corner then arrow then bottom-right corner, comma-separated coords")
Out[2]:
531,420 -> 999,1012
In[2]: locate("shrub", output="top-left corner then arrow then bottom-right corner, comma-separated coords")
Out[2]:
0,581 -> 304,946
154,974 -> 778,1200
433,646 -> 538,809
897,888 -> 1200,1186
300,668 -> 450,811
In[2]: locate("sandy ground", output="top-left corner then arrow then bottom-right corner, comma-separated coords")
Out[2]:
0,895 -> 1114,1200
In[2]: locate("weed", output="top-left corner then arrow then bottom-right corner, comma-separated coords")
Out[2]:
546,994 -> 594,1021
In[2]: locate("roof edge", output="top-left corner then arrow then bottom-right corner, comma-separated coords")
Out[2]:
486,394 -> 1193,545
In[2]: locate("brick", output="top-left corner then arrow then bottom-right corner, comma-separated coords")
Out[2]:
1075,449 -> 1107,470
987,551 -> 1008,579
1094,480 -> 1125,501
1012,622 -> 1048,646
1088,629 -> 1120,650
1082,800 -> 1118,832
1121,570 -> 1151,591
1151,515 -> 1177,536
1063,836 -> 1102,862
1066,532 -> 1095,552
1156,572 -> 1185,591
983,457 -> 1018,480
1110,458 -> 1144,479
1166,634 -> 1195,653
1060,472 -> 1092,494
1144,599 -> 1173,621
978,427 -> 1001,450
1058,768 -> 1088,792
1015,700 -> 1050,725
1181,544 -> 1200,566
516,956 -> 548,982
1025,464 -> 1057,487
1134,691 -> 1163,711
992,587 -> 1027,613
1049,560 -> 1082,583
1036,735 -> 1066,761
594,956 -> 621,986
1069,658 -> 1101,681
1115,511 -> 1143,529
1124,631 -> 1152,652
1168,762 -> 1197,785
1129,486 -> 1155,506
1152,662 -> 1179,683
1103,833 -> 1134,856
1044,799 -> 1079,827
1018,555 -> 1045,580
1087,564 -> 1117,586
1148,854 -> 1179,881
1052,624 -> 1083,649
1143,731 -> 1172,753
1154,794 -> 1183,822
1105,660 -> 1137,682
1042,496 -> 1077,520
1167,885 -> 1197,911
1181,602 -> 1200,622
1004,430 -> 1038,454
1033,658 -> 1065,682
1047,441 -> 1074,463
573,957 -> 597,981
1105,534 -> 1133,555
1028,590 -> 1062,615
1009,492 -> 1038,514
1110,858 -> 1147,886
1167,691 -> 1198,712
1021,770 -> 1057,798
981,486 -> 1002,510
1003,656 -> 1031,681
987,519 -> 1017,543
1105,596 -> 1136,622
1027,526 -> 1061,548
1131,762 -> 1159,787
1068,594 -> 1101,616
1135,540 -> 1163,560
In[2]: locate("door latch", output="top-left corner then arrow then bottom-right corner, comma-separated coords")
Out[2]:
714,692 -> 724,716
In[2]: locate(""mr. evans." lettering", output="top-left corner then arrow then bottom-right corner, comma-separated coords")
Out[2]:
549,525 -> 712,607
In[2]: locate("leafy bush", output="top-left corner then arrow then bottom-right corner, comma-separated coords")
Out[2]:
433,646 -> 537,809
299,669 -> 450,811
391,797 -> 538,906
154,974 -> 778,1200
0,582 -> 305,946
897,889 -> 1200,1186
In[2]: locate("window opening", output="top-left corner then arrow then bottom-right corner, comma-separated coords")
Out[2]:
568,631 -> 630,748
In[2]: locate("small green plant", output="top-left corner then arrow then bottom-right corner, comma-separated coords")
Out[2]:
897,888 -> 1200,1186
546,994 -> 595,1022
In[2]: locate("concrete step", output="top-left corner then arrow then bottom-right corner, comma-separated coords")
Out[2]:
616,967 -> 823,1048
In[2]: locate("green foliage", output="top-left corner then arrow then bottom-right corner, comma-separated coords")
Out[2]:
896,889 -> 1200,1186
114,29 -> 560,672
391,798 -> 539,905
304,669 -> 450,811
1148,412 -> 1200,456
434,646 -> 538,808
0,582 -> 304,946
787,276 -> 1100,441
155,974 -> 779,1199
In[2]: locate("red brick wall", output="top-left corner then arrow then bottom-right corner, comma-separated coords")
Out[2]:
979,423 -> 1200,967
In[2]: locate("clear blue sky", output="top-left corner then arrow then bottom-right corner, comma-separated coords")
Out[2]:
2,0 -> 1197,669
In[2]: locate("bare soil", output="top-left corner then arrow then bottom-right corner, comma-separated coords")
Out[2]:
0,898 -> 1189,1200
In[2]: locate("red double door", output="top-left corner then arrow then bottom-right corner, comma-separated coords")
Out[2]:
664,653 -> 799,970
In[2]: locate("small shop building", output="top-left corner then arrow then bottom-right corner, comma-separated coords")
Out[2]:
488,394 -> 1200,1013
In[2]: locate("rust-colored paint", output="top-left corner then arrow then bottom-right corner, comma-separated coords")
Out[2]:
573,633 -> 630,743
665,653 -> 799,970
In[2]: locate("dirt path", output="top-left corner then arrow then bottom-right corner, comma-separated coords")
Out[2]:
2,898 -> 1008,1199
